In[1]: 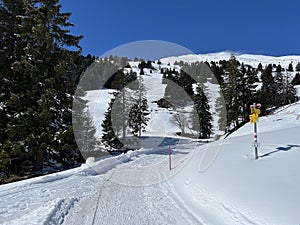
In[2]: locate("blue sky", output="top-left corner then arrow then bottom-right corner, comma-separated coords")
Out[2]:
61,0 -> 300,57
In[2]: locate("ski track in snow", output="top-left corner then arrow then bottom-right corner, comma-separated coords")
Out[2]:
64,178 -> 201,225
62,140 -> 201,225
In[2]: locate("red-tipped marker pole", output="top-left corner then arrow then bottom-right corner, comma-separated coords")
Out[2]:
168,145 -> 172,171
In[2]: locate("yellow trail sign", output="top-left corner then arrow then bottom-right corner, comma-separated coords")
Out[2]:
250,108 -> 261,115
249,113 -> 259,123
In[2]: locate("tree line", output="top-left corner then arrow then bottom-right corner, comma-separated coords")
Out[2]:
174,54 -> 298,133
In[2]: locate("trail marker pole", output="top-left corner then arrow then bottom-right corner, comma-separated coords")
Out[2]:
249,103 -> 261,160
168,145 -> 172,171
254,121 -> 258,160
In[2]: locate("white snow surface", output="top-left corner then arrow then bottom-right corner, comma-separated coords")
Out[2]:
84,89 -> 116,138
161,51 -> 300,69
1,56 -> 300,225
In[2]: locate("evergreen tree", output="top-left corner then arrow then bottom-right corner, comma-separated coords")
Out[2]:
292,73 -> 300,85
273,65 -> 285,105
101,93 -> 123,150
258,64 -> 275,112
247,65 -> 259,83
282,70 -> 297,105
210,61 -> 224,84
140,68 -> 145,75
215,91 -> 227,133
0,0 -> 83,177
257,63 -> 263,71
287,63 -> 294,72
192,85 -> 212,139
72,87 -> 100,159
295,62 -> 300,72
128,78 -> 149,137
105,73 -> 139,148
221,54 -> 241,130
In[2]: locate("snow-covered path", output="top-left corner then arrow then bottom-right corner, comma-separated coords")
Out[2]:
63,138 -> 202,225
63,176 -> 200,225
0,139 -> 202,225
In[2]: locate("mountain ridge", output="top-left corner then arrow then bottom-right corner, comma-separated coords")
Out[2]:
161,51 -> 300,68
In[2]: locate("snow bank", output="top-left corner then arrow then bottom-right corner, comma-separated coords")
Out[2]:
170,101 -> 300,225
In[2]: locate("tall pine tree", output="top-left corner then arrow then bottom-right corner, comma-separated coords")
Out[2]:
128,77 -> 149,137
0,0 -> 83,178
192,85 -> 212,139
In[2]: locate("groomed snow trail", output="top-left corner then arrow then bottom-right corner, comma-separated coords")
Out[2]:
62,138 -> 202,225
63,172 -> 201,225
0,139 -> 203,225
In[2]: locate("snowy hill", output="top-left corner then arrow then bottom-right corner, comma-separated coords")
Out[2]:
161,51 -> 300,69
86,59 -> 225,145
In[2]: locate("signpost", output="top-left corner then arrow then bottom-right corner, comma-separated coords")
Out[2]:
249,103 -> 261,160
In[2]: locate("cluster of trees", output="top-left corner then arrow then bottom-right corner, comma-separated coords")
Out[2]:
173,55 -> 298,134
162,66 -> 213,139
219,55 -> 259,131
0,0 -> 97,182
79,57 -> 128,90
204,55 -> 297,132
258,64 -> 296,112
101,70 -> 149,150
138,60 -> 155,75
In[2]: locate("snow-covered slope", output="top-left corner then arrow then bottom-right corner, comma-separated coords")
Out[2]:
170,100 -> 300,225
162,51 -> 300,69
86,60 -> 224,142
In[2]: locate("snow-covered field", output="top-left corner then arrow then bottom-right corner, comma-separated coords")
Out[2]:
1,58 -> 300,225
162,51 -> 300,69
170,100 -> 300,225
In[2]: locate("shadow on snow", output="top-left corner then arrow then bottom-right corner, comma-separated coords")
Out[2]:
259,144 -> 300,158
